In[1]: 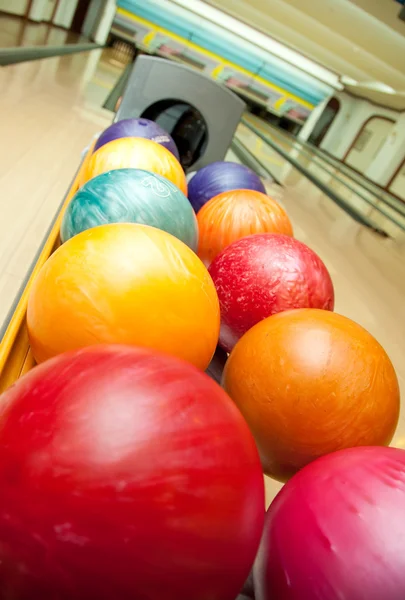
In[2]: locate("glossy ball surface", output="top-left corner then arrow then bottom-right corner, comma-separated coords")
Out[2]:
61,169 -> 197,250
28,224 -> 219,369
209,234 -> 334,352
93,118 -> 180,159
254,446 -> 405,600
188,162 -> 266,212
0,345 -> 265,600
197,190 -> 293,266
82,137 -> 187,194
223,309 -> 400,481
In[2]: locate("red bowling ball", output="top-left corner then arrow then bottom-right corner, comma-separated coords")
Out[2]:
209,233 -> 334,352
254,446 -> 405,600
0,346 -> 265,600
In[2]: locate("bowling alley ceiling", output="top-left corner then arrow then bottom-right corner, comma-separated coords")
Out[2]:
201,0 -> 405,94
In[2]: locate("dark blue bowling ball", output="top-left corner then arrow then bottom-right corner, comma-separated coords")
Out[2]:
94,118 -> 179,160
188,162 -> 266,212
61,169 -> 198,250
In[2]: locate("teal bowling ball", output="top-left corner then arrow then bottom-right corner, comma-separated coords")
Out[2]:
61,169 -> 198,250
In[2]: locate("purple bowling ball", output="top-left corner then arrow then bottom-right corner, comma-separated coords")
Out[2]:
94,118 -> 180,160
188,162 -> 266,212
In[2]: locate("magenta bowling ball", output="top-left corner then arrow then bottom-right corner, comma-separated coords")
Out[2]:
0,346 -> 265,600
254,446 -> 405,600
209,233 -> 334,352
94,118 -> 180,160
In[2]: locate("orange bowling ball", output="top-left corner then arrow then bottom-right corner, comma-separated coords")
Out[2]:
196,189 -> 293,266
27,224 -> 219,369
223,309 -> 400,482
81,137 -> 187,194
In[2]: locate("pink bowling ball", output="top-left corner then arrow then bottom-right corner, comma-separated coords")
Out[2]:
254,446 -> 405,600
208,233 -> 334,352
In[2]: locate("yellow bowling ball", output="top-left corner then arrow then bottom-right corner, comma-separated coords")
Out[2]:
82,137 -> 187,194
27,224 -> 220,369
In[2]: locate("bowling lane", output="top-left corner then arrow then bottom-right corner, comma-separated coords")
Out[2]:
225,143 -> 284,207
237,120 -> 405,239
243,113 -> 405,235
252,113 -> 398,200
244,113 -> 387,192
0,47 -> 127,327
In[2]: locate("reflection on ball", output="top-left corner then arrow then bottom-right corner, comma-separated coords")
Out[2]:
254,446 -> 405,600
223,309 -> 400,481
0,345 -> 265,600
61,169 -> 197,250
209,234 -> 334,352
197,189 -> 293,266
93,118 -> 179,159
28,224 -> 219,369
81,137 -> 187,194
188,161 -> 266,212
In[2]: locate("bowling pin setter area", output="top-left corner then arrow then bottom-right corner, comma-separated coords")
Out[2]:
0,54 -> 404,600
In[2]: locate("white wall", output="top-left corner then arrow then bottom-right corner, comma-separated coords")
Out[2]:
320,92 -> 398,159
298,95 -> 332,142
28,0 -> 57,22
389,161 -> 405,201
366,111 -> 405,187
345,117 -> 394,173
53,0 -> 79,29
0,0 -> 29,15
44,0 -> 56,20
81,0 -> 116,44
82,0 -> 103,39
27,0 -> 44,22
93,0 -> 116,44
316,91 -> 405,188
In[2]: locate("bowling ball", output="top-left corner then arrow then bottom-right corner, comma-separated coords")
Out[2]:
61,169 -> 198,250
93,118 -> 180,160
197,190 -> 293,266
27,223 -> 219,369
223,309 -> 400,481
209,234 -> 334,352
239,572 -> 255,599
0,345 -> 265,600
254,446 -> 405,600
81,137 -> 187,194
188,162 -> 266,212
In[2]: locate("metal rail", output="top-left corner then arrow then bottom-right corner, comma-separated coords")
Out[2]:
0,43 -> 101,67
231,137 -> 280,184
246,116 -> 405,216
241,119 -> 398,237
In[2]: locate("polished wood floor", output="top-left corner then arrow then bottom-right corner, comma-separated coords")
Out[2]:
0,47 -> 123,327
242,114 -> 405,240
0,21 -> 404,506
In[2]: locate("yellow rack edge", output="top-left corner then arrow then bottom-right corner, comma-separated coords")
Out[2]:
0,145 -> 94,393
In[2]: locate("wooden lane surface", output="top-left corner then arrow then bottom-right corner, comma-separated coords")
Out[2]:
0,48 -> 122,328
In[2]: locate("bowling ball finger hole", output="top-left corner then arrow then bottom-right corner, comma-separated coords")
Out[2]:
141,99 -> 208,168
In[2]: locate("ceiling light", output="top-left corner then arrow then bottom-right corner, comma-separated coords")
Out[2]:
169,0 -> 341,89
341,76 -> 358,85
362,82 -> 396,93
